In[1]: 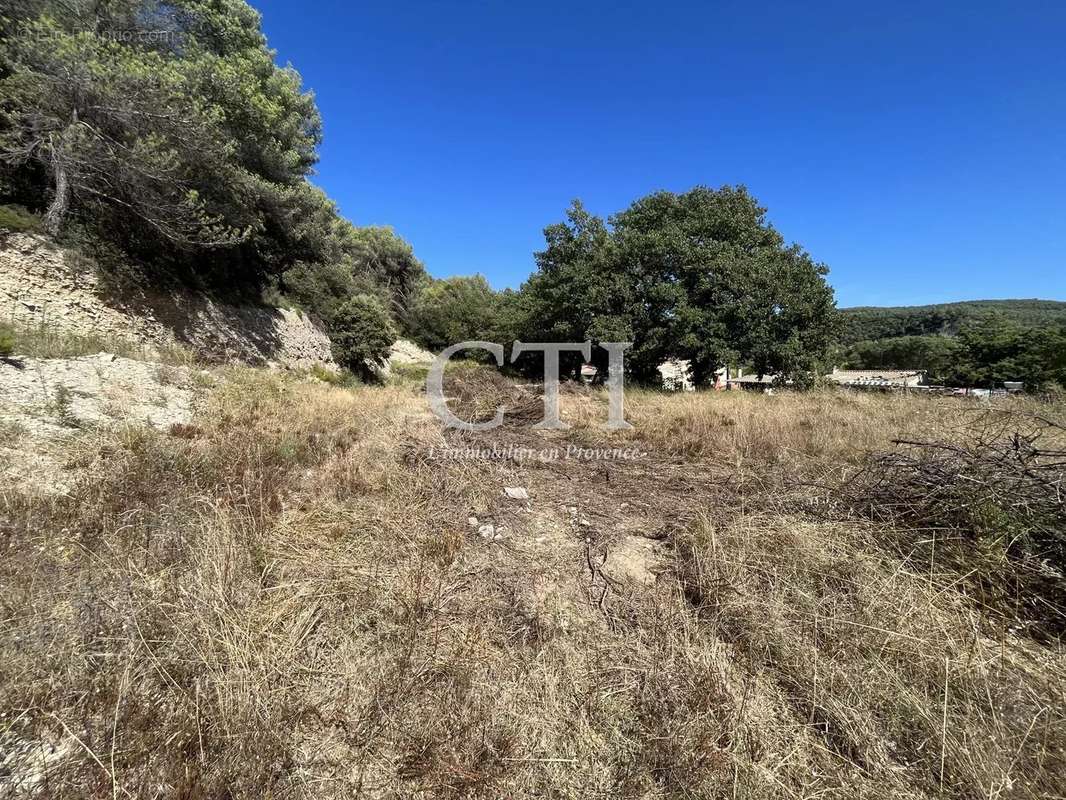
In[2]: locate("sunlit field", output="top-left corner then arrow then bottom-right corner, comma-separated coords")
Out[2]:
3,369 -> 1063,798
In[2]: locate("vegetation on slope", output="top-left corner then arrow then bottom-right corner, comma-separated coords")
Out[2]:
840,299 -> 1066,344
840,314 -> 1066,388
0,322 -> 14,358
0,0 -> 417,361
2,0 -> 323,280
405,275 -> 502,355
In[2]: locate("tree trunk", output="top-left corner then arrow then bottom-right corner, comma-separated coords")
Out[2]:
44,155 -> 70,237
44,110 -> 79,238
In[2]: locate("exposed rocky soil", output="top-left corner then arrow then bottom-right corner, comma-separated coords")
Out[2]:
0,353 -> 208,494
0,233 -> 335,369
387,337 -> 434,365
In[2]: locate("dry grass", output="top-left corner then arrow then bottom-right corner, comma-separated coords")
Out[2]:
0,320 -> 196,365
590,388 -> 961,464
673,515 -> 1065,798
1,371 -> 1063,798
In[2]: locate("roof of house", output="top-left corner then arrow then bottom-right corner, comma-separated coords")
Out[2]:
828,370 -> 922,384
728,374 -> 777,384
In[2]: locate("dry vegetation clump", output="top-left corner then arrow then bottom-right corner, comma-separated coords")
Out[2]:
842,407 -> 1066,640
672,514 -> 1066,798
441,362 -> 543,426
1,371 -> 1064,798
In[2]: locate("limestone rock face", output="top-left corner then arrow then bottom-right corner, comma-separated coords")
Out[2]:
0,233 -> 336,369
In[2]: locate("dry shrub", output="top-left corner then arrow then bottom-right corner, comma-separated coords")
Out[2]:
843,407 -> 1066,639
441,363 -> 542,426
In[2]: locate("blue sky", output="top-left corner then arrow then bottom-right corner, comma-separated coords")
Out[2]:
250,0 -> 1065,307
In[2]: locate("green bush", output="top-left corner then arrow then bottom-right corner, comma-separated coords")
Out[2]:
309,363 -> 343,385
281,261 -> 356,323
0,204 -> 41,233
406,275 -> 498,353
388,362 -> 430,385
307,363 -> 363,388
329,295 -> 397,378
0,322 -> 16,356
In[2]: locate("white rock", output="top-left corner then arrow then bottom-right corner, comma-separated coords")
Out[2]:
468,516 -> 479,527
477,524 -> 496,539
389,338 -> 435,366
0,233 -> 338,370
504,487 -> 529,500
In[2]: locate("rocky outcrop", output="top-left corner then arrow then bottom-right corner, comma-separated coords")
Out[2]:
388,338 -> 435,365
0,353 -> 207,494
0,353 -> 201,436
0,233 -> 336,368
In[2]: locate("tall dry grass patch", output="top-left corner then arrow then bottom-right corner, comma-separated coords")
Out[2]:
609,389 -> 953,463
673,514 -> 1066,798
0,371 -> 439,796
1,372 -> 1063,798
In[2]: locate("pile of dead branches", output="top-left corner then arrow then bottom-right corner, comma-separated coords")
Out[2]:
442,365 -> 544,426
843,408 -> 1066,634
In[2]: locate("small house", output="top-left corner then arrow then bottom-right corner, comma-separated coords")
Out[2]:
827,368 -> 924,389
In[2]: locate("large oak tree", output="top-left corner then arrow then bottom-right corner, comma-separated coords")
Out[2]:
512,186 -> 841,386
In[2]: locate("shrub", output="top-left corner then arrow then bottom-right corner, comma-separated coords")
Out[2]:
0,324 -> 15,358
308,362 -> 364,388
406,275 -> 498,353
329,294 -> 397,378
388,361 -> 430,385
309,363 -> 343,385
0,204 -> 41,232
51,384 -> 80,427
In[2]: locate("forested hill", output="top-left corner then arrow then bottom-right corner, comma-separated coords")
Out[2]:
837,299 -> 1066,388
840,299 -> 1066,345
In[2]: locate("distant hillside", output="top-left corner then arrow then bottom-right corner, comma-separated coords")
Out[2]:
839,299 -> 1066,344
